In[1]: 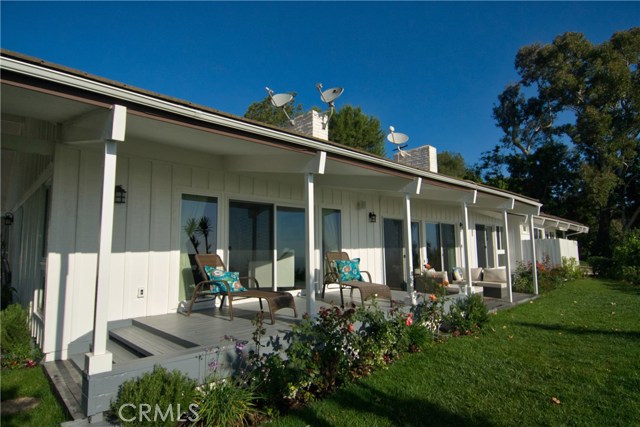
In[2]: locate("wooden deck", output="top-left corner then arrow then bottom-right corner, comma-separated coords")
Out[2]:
47,288 -> 535,422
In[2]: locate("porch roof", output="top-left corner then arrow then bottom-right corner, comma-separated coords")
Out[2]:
2,49 -> 542,216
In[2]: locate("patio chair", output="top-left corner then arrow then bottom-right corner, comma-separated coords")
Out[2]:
186,254 -> 297,324
322,251 -> 392,307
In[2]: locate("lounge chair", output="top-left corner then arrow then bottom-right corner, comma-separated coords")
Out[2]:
186,254 -> 297,324
322,251 -> 392,307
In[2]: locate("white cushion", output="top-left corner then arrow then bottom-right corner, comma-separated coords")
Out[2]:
483,267 -> 507,282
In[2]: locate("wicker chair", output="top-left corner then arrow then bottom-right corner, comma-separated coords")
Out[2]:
186,254 -> 297,324
322,251 -> 392,307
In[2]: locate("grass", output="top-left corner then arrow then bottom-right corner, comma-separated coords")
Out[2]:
1,366 -> 69,427
271,278 -> 640,426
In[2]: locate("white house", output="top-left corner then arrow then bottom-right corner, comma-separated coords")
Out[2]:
1,50 -> 587,416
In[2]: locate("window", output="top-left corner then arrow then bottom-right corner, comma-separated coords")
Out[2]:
322,208 -> 342,276
180,194 -> 218,300
496,226 -> 506,267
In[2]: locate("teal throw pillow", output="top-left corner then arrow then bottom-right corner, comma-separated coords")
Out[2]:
334,258 -> 363,282
204,266 -> 247,293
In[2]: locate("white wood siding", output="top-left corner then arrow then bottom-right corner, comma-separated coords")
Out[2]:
43,142 -> 312,357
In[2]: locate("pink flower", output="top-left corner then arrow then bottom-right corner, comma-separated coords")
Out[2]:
405,315 -> 413,326
349,323 -> 355,333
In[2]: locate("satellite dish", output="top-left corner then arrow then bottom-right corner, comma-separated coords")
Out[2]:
266,87 -> 295,126
316,83 -> 344,128
387,126 -> 411,158
270,93 -> 294,108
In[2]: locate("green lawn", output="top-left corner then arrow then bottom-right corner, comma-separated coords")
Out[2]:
1,366 -> 69,427
271,279 -> 640,427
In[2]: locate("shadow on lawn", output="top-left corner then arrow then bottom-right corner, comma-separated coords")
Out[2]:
601,280 -> 640,296
513,322 -> 640,340
286,382 -> 495,427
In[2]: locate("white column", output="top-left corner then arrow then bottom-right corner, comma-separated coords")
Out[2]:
85,141 -> 117,374
461,202 -> 472,296
529,215 -> 539,295
85,105 -> 126,375
304,172 -> 316,315
403,193 -> 416,305
503,209 -> 513,303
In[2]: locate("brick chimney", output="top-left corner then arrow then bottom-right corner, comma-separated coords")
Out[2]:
394,145 -> 438,173
292,110 -> 328,141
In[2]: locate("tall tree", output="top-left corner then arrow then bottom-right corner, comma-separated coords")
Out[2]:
484,28 -> 640,256
328,105 -> 386,157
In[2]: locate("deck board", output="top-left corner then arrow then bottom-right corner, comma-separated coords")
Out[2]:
109,326 -> 189,356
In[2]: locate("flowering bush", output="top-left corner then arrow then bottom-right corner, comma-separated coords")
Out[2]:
512,255 -> 568,294
410,280 -> 448,336
241,301 -> 430,412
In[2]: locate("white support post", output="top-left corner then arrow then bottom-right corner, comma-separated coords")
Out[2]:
461,202 -> 472,296
304,172 -> 316,316
85,105 -> 126,375
529,215 -> 539,295
403,193 -> 416,305
503,209 -> 513,303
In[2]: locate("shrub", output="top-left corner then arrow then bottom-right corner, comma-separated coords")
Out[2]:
195,379 -> 262,427
1,303 -> 40,369
587,256 -> 618,278
613,228 -> 640,286
110,365 -> 197,426
557,257 -> 582,281
446,294 -> 490,335
512,261 -> 534,294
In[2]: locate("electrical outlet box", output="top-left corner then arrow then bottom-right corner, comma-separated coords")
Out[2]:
137,288 -> 144,298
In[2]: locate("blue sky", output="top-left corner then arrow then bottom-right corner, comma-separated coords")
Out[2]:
2,2 -> 638,165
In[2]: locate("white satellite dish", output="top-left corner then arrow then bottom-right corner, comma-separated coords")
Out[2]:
387,126 -> 411,158
266,87 -> 295,126
316,83 -> 344,128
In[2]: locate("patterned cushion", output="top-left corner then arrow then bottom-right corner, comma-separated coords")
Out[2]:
204,266 -> 247,293
452,267 -> 463,282
334,258 -> 363,282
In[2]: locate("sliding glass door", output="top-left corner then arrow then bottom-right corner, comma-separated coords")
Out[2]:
276,207 -> 305,289
384,218 -> 405,289
229,201 -> 274,289
425,223 -> 442,271
425,222 -> 457,275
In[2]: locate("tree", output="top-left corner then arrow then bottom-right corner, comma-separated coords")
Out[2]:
244,95 -> 303,128
437,151 -> 477,180
328,105 -> 386,157
483,28 -> 640,257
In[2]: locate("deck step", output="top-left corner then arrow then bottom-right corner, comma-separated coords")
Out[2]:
107,338 -> 145,363
109,325 -> 189,357
43,360 -> 85,421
